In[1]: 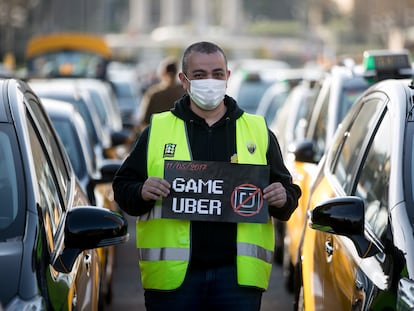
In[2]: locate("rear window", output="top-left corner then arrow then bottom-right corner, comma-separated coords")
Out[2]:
237,80 -> 274,114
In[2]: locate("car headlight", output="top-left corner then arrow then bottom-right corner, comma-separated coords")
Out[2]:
4,295 -> 45,311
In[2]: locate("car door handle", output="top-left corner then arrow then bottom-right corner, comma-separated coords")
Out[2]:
325,240 -> 333,256
84,253 -> 91,277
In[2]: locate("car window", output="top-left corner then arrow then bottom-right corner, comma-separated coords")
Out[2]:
355,110 -> 391,241
293,82 -> 321,143
311,90 -> 329,162
331,97 -> 386,193
87,88 -> 108,126
27,97 -> 70,195
237,80 -> 274,114
264,89 -> 289,124
42,94 -> 100,146
27,119 -> 64,252
0,129 -> 22,235
338,85 -> 367,125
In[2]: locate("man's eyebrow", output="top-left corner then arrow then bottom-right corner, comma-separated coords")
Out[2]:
191,68 -> 225,74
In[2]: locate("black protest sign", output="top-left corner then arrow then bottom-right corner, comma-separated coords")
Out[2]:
162,160 -> 269,223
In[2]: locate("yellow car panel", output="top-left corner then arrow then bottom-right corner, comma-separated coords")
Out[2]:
285,160 -> 317,267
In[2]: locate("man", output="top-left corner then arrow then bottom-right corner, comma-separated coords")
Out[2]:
112,41 -> 301,311
137,56 -> 185,133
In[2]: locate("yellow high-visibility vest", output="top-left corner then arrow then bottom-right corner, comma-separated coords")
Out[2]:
137,111 -> 274,290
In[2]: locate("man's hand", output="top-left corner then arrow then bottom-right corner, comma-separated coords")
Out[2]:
263,182 -> 287,208
142,177 -> 171,201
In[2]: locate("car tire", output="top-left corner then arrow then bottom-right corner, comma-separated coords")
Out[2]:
283,259 -> 294,293
274,220 -> 285,265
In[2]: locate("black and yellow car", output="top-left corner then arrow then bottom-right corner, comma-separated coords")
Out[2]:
296,50 -> 414,310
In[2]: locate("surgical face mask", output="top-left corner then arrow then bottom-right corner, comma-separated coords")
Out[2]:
185,76 -> 227,111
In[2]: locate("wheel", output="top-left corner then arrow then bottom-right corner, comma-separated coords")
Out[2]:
283,259 -> 295,293
293,262 -> 303,311
274,220 -> 285,265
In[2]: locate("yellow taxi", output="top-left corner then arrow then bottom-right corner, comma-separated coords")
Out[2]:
25,32 -> 111,80
296,50 -> 414,310
282,58 -> 372,291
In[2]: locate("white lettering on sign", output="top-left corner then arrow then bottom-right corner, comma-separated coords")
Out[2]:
172,178 -> 223,194
172,198 -> 222,215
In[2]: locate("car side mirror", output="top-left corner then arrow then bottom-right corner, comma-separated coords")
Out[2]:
288,139 -> 317,163
52,206 -> 128,273
96,158 -> 122,184
111,128 -> 131,146
309,196 -> 380,258
310,196 -> 364,235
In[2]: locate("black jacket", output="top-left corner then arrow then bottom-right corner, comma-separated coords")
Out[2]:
113,94 -> 301,269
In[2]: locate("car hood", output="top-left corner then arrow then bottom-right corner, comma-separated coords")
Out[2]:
0,241 -> 23,305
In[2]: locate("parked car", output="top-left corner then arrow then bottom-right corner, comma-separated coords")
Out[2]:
283,50 -> 413,293
268,69 -> 323,267
270,65 -> 324,157
281,58 -> 371,291
29,79 -> 111,158
226,58 -> 290,113
296,49 -> 414,310
42,98 -> 122,307
107,62 -> 142,134
29,78 -> 131,159
255,68 -> 304,124
25,32 -> 112,80
0,78 -> 128,310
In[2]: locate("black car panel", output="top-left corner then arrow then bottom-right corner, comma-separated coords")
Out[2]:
0,78 -> 128,310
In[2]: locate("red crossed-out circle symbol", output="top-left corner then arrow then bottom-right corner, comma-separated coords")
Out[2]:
230,183 -> 263,217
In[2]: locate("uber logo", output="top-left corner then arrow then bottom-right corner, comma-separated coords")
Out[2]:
231,184 -> 263,216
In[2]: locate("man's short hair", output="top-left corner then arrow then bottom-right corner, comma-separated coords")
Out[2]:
181,41 -> 227,75
158,57 -> 178,77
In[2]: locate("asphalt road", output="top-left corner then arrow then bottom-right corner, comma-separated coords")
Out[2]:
107,214 -> 294,311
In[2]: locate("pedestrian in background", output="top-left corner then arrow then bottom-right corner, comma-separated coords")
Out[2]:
112,41 -> 301,311
137,56 -> 185,133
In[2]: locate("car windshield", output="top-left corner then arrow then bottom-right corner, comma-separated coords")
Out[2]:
0,126 -> 25,240
27,51 -> 106,79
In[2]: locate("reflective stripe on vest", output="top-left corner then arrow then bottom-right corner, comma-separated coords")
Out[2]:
138,111 -> 274,290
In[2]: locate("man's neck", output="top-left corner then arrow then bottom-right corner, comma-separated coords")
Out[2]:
190,102 -> 227,126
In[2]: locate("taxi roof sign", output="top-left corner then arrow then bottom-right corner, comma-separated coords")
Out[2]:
26,32 -> 111,59
363,49 -> 413,82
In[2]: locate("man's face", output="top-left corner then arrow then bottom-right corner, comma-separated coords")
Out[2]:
179,51 -> 230,91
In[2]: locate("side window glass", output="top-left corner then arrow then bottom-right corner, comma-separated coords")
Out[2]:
28,116 -> 64,252
0,130 -> 21,232
312,93 -> 329,162
331,98 -> 385,193
355,111 -> 391,241
27,97 -> 69,197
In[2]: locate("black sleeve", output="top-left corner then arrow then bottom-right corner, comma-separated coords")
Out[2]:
266,129 -> 302,221
112,127 -> 155,216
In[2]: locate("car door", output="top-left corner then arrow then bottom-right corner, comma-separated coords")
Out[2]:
305,94 -> 390,310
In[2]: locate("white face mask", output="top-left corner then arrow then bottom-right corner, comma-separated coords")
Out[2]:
185,77 -> 227,111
